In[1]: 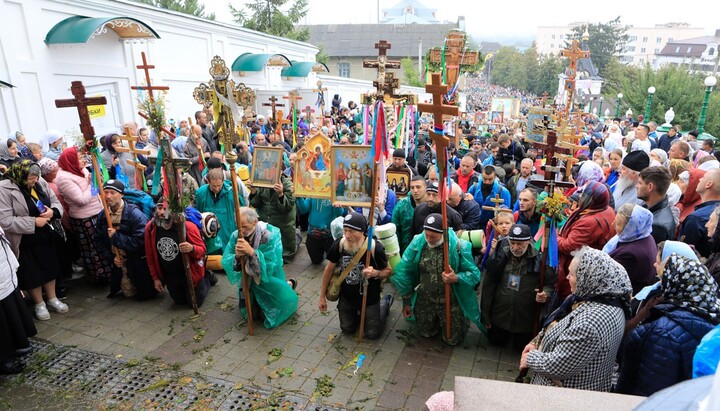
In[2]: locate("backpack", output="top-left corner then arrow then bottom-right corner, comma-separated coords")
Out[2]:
184,206 -> 204,236
122,189 -> 155,219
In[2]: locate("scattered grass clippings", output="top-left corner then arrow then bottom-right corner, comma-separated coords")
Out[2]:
326,333 -> 337,343
216,299 -> 234,312
143,355 -> 161,363
192,329 -> 206,343
232,382 -> 244,390
268,367 -> 294,379
358,371 -> 375,387
138,378 -> 170,393
340,352 -> 363,371
178,376 -> 193,387
267,348 -> 283,364
310,375 -> 335,402
126,359 -> 139,367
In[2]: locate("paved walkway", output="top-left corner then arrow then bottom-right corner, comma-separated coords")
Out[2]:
0,242 -> 520,410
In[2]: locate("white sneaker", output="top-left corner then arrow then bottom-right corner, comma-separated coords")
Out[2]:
47,298 -> 68,313
34,303 -> 50,321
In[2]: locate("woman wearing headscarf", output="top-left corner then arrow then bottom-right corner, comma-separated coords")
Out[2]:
649,148 -> 669,168
556,181 -> 616,301
520,247 -> 632,391
677,168 -> 706,226
603,204 -> 657,294
668,159 -> 690,183
565,161 -> 616,210
0,159 -> 68,320
604,149 -> 623,193
0,225 -> 37,374
55,147 -> 113,284
616,254 -> 720,396
100,133 -> 136,189
0,138 -> 20,167
42,130 -> 65,161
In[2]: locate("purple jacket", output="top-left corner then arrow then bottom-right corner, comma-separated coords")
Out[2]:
609,235 -> 658,294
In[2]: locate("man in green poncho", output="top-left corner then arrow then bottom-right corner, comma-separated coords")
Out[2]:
391,175 -> 427,255
392,213 -> 483,346
249,174 -> 297,261
222,207 -> 298,329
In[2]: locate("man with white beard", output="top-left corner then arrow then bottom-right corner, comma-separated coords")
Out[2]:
613,151 -> 650,211
392,214 -> 483,346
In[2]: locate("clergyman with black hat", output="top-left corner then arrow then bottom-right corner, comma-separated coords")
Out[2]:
482,224 -> 556,352
392,213 -> 483,346
319,212 -> 393,339
613,150 -> 650,211
95,180 -> 156,299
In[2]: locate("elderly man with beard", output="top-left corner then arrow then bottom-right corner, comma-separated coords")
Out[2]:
515,188 -> 542,237
506,158 -> 534,206
393,214 -> 483,346
613,150 -> 650,211
448,182 -> 481,231
145,201 -> 208,306
451,155 -> 480,193
318,213 -> 393,339
482,224 -> 555,352
410,181 -> 463,238
392,176 -> 427,254
223,207 -> 298,329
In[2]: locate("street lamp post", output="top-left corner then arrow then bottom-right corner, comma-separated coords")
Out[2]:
615,93 -> 623,118
697,76 -> 717,135
644,86 -> 656,124
598,96 -> 604,118
587,96 -> 594,113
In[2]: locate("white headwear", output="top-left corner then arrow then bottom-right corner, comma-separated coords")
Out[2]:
42,129 -> 63,153
698,159 -> 720,172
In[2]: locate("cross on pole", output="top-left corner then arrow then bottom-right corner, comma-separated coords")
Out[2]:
481,194 -> 513,219
363,40 -> 401,99
429,30 -> 480,91
282,91 -> 303,114
262,95 -> 283,124
312,80 -> 328,115
131,52 -> 169,104
303,105 -> 316,121
55,81 -> 107,142
115,127 -> 151,190
560,40 -> 590,118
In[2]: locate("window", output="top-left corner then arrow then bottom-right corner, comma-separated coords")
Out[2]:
551,43 -> 555,49
629,35 -> 638,42
655,48 -> 660,54
676,46 -> 681,53
642,37 -> 648,43
656,38 -> 662,44
559,34 -> 563,40
552,34 -> 555,39
338,62 -> 350,78
628,46 -> 636,52
668,37 -> 673,42
688,47 -> 693,53
710,48 -> 716,56
641,47 -> 646,53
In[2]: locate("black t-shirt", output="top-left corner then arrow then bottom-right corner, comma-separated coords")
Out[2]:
326,237 -> 388,307
155,225 -> 184,284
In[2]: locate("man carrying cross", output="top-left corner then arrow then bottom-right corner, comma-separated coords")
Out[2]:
467,165 -> 512,229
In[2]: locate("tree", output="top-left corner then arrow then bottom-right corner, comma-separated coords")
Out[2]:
401,58 -> 424,87
230,0 -> 310,42
567,17 -> 628,73
133,0 -> 215,20
489,47 -> 527,90
315,44 -> 329,65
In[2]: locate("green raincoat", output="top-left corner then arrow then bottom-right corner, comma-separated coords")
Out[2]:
392,230 -> 485,334
195,180 -> 242,254
249,175 -> 296,257
391,195 -> 417,255
221,223 -> 298,329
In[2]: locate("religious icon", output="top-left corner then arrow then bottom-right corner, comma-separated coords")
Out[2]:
475,111 -> 487,124
250,146 -> 283,188
490,111 -> 504,124
491,97 -> 520,119
330,145 -> 374,207
526,107 -> 554,142
386,170 -> 411,198
294,132 -> 333,199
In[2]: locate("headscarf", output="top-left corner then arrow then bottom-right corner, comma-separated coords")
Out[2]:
602,205 -> 654,254
698,159 -> 720,171
37,157 -> 58,179
564,181 -> 610,231
661,240 -> 699,262
661,254 -> 720,324
3,158 -> 41,189
575,246 -> 633,300
0,138 -> 18,161
694,150 -> 710,168
42,129 -> 63,153
678,168 -> 706,223
575,160 -> 605,188
171,136 -> 188,154
668,159 -> 690,182
650,148 -> 669,168
57,146 -> 85,178
104,133 -> 119,154
666,183 -> 682,206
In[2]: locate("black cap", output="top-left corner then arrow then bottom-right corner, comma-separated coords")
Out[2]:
622,150 -> 650,172
392,148 -> 406,158
508,224 -> 532,241
103,179 -> 125,194
423,213 -> 443,233
343,212 -> 367,232
207,157 -> 223,169
426,181 -> 439,194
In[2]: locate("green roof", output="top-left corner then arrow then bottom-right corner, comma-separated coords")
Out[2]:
45,16 -> 159,44
231,53 -> 292,72
281,61 -> 330,77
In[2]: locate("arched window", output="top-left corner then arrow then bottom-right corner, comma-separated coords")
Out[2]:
709,48 -> 716,56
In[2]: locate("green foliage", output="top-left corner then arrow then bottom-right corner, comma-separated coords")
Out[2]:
230,0 -> 310,42
489,46 -> 527,90
401,57 -> 425,87
566,17 -> 628,73
134,0 -> 215,20
315,44 -> 329,65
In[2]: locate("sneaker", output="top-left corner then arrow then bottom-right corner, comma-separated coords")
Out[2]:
34,303 -> 50,321
207,270 -> 218,286
288,278 -> 298,290
47,298 -> 69,313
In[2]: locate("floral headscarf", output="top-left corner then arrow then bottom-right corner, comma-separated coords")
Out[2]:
564,181 -> 610,231
58,146 -> 85,178
3,158 -> 41,189
668,159 -> 690,182
661,254 -> 720,324
575,160 -> 605,188
37,157 -> 58,179
0,138 -> 18,161
602,205 -> 654,254
576,246 -> 633,301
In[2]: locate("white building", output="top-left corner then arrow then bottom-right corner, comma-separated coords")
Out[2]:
0,0 -> 426,142
654,30 -> 720,73
536,22 -> 704,67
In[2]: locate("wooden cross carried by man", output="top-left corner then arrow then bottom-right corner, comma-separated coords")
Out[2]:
312,80 -> 328,116
429,30 -> 480,91
262,95 -> 283,125
55,81 -> 107,141
482,194 -> 514,227
560,40 -> 590,118
131,52 -> 170,105
115,127 -> 151,191
363,40 -> 401,99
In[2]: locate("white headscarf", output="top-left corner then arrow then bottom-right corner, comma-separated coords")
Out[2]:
42,129 -> 63,154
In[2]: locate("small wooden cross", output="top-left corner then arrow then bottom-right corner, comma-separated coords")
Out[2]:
481,194 -> 513,219
312,80 -> 328,114
303,105 -> 316,120
55,81 -> 107,143
529,157 -> 576,196
262,95 -> 283,124
282,92 -> 303,114
115,127 -> 151,189
131,52 -> 169,104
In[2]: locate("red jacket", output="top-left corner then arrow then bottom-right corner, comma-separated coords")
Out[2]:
145,220 -> 207,287
556,207 -> 616,299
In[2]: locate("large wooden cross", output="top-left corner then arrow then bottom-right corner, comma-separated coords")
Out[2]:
262,95 -> 283,124
560,40 -> 590,118
55,81 -> 107,142
312,80 -> 328,115
363,40 -> 401,98
131,52 -> 169,104
482,194 -> 513,218
115,127 -> 151,190
429,30 -> 480,89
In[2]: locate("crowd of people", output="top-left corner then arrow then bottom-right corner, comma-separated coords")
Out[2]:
1,93 -> 719,405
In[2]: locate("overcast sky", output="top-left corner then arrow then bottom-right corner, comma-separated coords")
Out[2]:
208,0 -> 718,40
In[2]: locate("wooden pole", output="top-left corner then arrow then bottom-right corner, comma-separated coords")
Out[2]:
358,157 -> 379,342
177,213 -> 199,315
91,152 -> 123,262
438,154 -> 452,341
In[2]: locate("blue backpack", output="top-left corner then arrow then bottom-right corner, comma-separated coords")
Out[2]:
122,189 -> 155,219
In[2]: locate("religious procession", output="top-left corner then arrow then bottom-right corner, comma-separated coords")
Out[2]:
1,0 -> 720,409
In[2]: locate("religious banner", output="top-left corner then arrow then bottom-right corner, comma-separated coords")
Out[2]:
294,132 -> 332,199
526,107 -> 555,142
250,146 -> 283,188
330,145 -> 374,208
490,111 -> 504,124
491,97 -> 520,119
386,169 -> 411,198
475,111 -> 487,124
